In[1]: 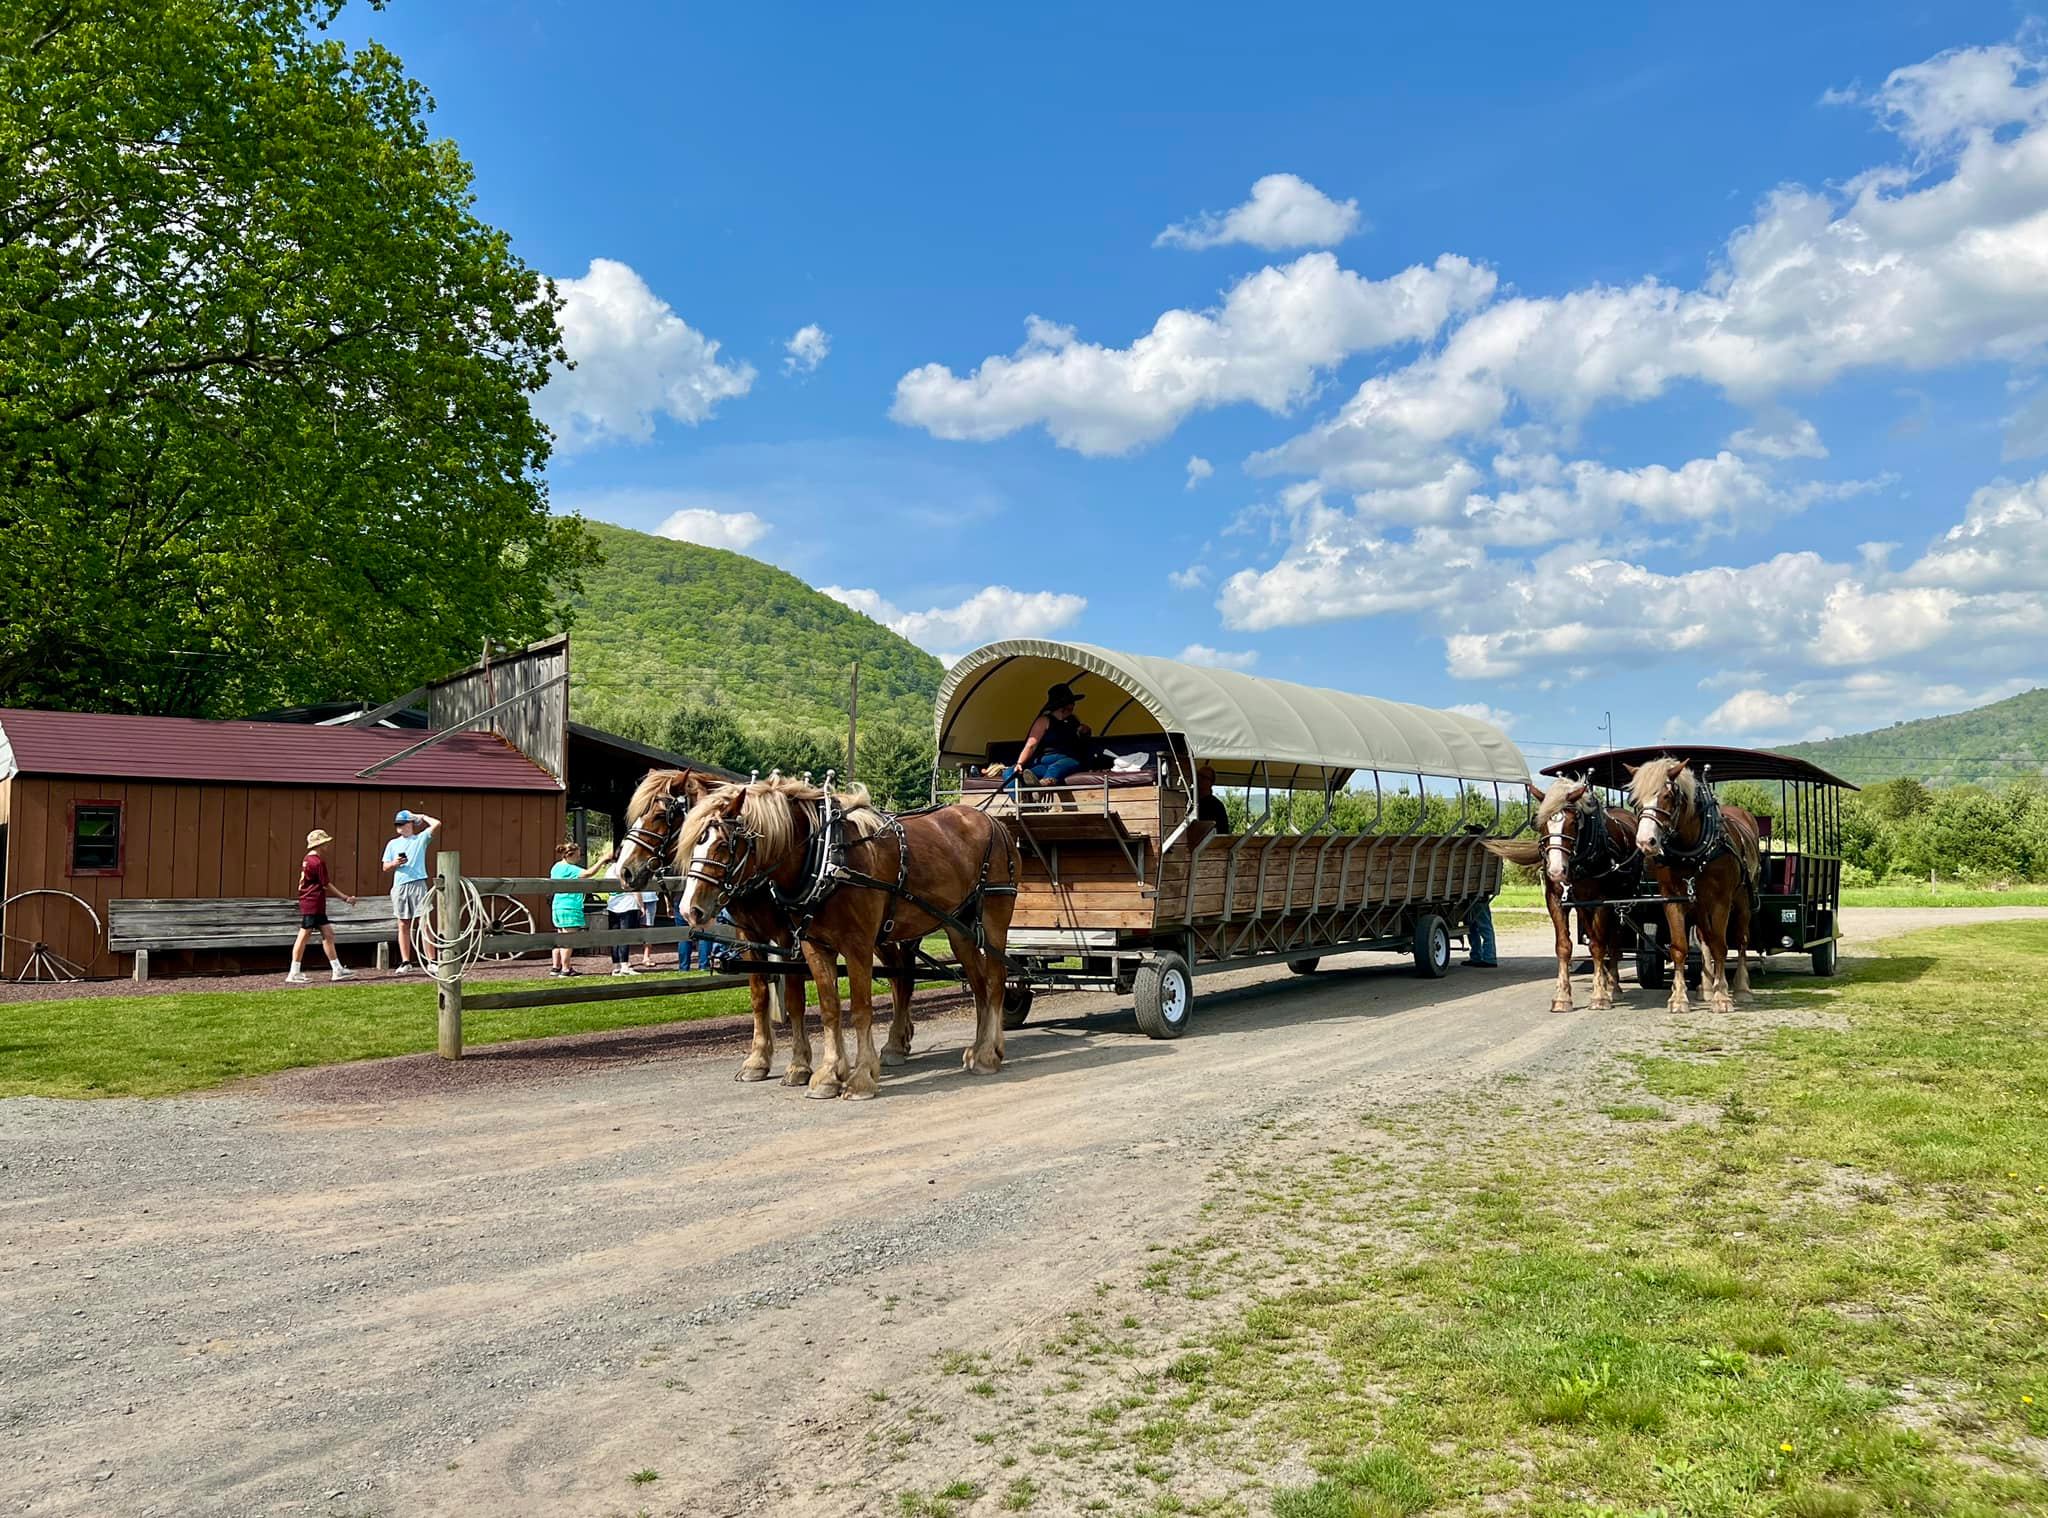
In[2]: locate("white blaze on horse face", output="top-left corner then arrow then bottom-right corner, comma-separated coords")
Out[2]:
1545,811 -> 1571,885
1637,809 -> 1662,854
615,829 -> 649,886
677,829 -> 721,925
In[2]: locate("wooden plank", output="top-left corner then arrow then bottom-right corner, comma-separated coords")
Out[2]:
170,784 -> 201,901
480,924 -> 711,953
194,785 -> 225,900
463,973 -> 750,1012
436,851 -> 463,1059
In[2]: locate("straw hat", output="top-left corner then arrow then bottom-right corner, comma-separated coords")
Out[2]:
306,828 -> 335,848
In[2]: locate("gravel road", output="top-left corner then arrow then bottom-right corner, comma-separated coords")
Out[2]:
2,906 -> 2040,1517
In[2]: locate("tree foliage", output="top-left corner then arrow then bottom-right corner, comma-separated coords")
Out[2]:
0,0 -> 595,715
1776,689 -> 2048,788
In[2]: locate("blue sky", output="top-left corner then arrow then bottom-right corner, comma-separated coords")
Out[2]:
346,1 -> 2048,769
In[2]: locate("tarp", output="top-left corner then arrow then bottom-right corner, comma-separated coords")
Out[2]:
934,640 -> 1532,790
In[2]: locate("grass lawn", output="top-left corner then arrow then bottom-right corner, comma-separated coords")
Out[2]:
1098,922 -> 2048,1515
2,971 -> 776,1100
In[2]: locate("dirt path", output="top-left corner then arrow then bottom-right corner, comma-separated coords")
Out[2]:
0,907 -> 2038,1517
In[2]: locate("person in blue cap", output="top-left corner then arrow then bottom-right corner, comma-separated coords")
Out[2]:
381,808 -> 442,972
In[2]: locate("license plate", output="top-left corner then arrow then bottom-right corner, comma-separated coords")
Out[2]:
1780,908 -> 1798,922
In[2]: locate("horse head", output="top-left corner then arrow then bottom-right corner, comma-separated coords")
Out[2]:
1629,756 -> 1694,857
1534,776 -> 1594,887
617,769 -> 721,889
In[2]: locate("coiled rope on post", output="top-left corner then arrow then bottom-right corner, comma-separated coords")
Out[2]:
426,877 -> 491,985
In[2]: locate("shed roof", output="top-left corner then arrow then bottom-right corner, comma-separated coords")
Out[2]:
934,640 -> 1531,789
0,709 -> 561,791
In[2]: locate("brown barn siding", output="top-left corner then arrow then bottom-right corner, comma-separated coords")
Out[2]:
0,779 -> 565,979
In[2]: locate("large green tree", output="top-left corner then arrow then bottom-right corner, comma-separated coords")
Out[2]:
0,1 -> 595,715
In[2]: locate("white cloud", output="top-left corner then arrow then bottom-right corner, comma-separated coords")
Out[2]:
1258,44 -> 2048,492
536,259 -> 755,452
1446,702 -> 1517,733
892,253 -> 1496,455
1185,455 -> 1214,489
652,507 -> 770,552
1728,411 -> 1828,459
1155,173 -> 1364,251
1168,564 -> 1210,590
1701,688 -> 1803,734
1176,643 -> 1258,670
784,323 -> 830,376
821,584 -> 1086,654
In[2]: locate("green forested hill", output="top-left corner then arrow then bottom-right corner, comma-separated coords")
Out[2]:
1775,688 -> 2048,787
562,521 -> 944,742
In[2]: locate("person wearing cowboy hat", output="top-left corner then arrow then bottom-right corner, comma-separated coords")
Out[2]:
987,681 -> 1098,791
287,828 -> 358,984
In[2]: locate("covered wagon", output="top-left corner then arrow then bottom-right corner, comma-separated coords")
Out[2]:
933,641 -> 1533,1037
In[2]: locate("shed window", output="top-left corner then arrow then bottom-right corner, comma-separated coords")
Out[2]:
70,802 -> 123,875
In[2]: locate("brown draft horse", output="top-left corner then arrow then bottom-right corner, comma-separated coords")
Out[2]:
616,770 -> 813,1087
1629,756 -> 1762,1014
622,772 -> 1021,1099
1486,779 -> 1635,1014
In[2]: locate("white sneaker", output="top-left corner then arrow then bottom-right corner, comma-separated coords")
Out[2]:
392,962 -> 416,975
611,964 -> 630,976
284,968 -> 309,984
330,967 -> 355,982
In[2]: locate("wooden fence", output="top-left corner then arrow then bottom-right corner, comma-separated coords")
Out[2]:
431,852 -> 795,1059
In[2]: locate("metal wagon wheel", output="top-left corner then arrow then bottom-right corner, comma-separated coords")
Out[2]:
2,889 -> 105,983
475,893 -> 538,961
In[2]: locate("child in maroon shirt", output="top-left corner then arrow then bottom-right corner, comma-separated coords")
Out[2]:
288,829 -> 358,984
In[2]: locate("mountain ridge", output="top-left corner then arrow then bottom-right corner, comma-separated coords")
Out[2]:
1774,687 -> 2048,787
562,521 -> 944,742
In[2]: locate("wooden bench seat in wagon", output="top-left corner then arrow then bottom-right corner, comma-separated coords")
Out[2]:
109,897 -> 399,981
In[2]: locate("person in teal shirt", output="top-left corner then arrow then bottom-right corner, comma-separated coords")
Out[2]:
548,841 -> 612,977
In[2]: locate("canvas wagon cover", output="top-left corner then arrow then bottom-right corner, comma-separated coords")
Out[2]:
935,640 -> 1531,789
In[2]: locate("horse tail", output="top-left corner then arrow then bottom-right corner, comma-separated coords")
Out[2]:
1482,837 -> 1542,868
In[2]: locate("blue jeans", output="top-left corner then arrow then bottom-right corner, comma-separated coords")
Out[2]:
607,906 -> 643,965
1001,753 -> 1082,789
1466,898 -> 1497,963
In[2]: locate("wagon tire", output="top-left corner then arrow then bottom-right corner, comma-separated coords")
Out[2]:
1411,915 -> 1451,979
1287,957 -> 1321,976
1636,943 -> 1668,990
1811,936 -> 1839,977
1133,953 -> 1192,1039
1001,983 -> 1034,1030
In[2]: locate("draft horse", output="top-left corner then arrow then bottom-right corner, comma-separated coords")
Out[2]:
616,770 -> 813,1087
1628,756 -> 1762,1015
619,771 -> 1021,1099
1486,778 -> 1637,1014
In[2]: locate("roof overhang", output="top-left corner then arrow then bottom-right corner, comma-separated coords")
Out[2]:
1540,745 -> 1858,790
934,640 -> 1531,791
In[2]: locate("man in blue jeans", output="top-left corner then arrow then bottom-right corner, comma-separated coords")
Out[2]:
1463,822 -> 1500,967
989,682 -> 1096,793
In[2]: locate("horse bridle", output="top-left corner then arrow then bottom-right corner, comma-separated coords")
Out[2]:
1640,777 -> 1723,868
1548,793 -> 1628,881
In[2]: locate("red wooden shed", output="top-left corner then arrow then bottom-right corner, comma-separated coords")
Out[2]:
0,709 -> 564,979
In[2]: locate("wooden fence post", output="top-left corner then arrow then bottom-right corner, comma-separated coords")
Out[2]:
436,851 -> 463,1059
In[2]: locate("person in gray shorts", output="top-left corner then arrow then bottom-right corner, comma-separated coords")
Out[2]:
381,808 -> 442,971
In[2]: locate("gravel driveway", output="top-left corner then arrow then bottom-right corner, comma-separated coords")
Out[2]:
1,907 -> 2039,1517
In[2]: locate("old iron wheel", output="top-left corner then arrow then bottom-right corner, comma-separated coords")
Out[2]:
1811,935 -> 1839,977
1287,957 -> 1321,976
1411,914 -> 1450,979
477,893 -> 538,961
1132,951 -> 1192,1039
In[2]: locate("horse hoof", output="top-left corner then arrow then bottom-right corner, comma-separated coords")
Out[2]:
1589,999 -> 1613,1012
735,1063 -> 770,1083
879,1046 -> 908,1068
805,1081 -> 840,1100
781,1068 -> 812,1088
1549,998 -> 1573,1014
842,1081 -> 878,1100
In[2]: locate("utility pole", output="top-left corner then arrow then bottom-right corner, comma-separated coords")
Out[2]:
846,661 -> 860,780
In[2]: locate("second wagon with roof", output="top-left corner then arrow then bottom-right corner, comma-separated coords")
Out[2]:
933,640 -> 1533,1037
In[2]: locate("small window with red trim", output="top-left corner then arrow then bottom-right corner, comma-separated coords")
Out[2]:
70,802 -> 123,876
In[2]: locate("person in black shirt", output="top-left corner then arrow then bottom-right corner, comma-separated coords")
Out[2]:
1194,764 -> 1231,832
991,683 -> 1097,790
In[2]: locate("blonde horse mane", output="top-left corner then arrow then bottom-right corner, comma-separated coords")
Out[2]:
1533,775 -> 1597,827
673,774 -> 885,868
1627,755 -> 1697,813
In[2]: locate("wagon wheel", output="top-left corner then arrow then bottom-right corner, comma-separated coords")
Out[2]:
475,893 -> 538,961
2,889 -> 105,983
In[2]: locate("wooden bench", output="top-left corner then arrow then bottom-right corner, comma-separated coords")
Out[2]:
108,897 -> 401,982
